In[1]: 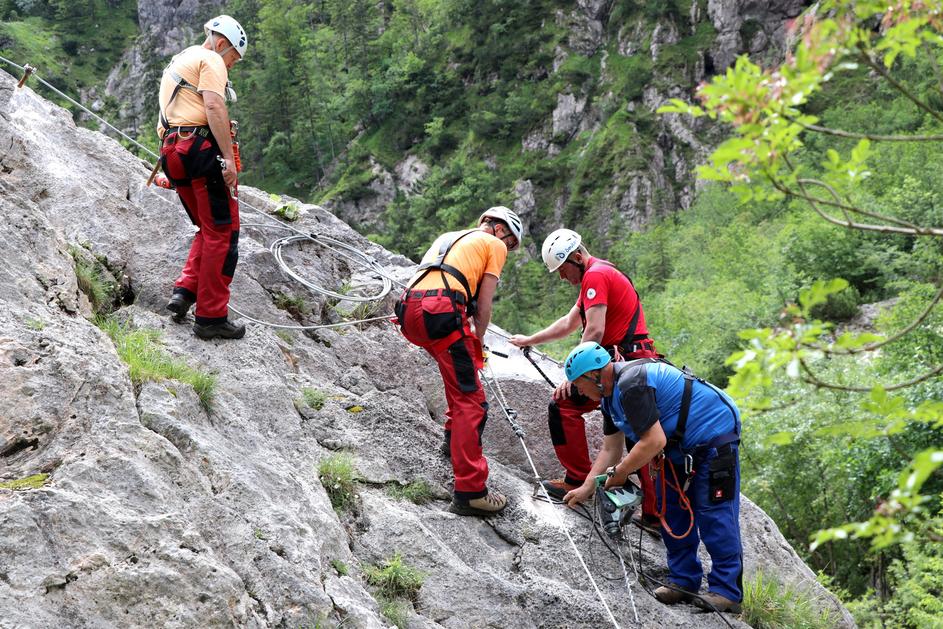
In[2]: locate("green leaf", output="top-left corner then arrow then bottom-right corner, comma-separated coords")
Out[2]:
765,432 -> 795,446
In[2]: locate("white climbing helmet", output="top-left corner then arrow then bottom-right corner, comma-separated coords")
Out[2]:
204,15 -> 248,59
478,206 -> 524,250
542,228 -> 582,272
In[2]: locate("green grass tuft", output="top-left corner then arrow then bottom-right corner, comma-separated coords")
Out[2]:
331,558 -> 349,576
25,317 -> 45,331
95,316 -> 217,411
742,571 -> 836,629
364,553 -> 426,600
274,292 -> 309,318
318,453 -> 358,511
70,246 -> 114,313
0,473 -> 49,490
378,597 -> 410,629
386,480 -> 435,505
301,387 -> 327,411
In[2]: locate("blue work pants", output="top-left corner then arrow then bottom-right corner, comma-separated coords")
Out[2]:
657,444 -> 742,602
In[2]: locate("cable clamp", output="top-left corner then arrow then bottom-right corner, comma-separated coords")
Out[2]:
17,64 -> 34,89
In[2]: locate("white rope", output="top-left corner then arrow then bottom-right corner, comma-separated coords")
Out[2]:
617,545 -> 640,625
479,366 -> 622,629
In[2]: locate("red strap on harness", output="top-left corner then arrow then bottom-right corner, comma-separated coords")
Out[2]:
652,454 -> 695,540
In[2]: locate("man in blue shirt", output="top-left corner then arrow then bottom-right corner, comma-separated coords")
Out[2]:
561,342 -> 743,613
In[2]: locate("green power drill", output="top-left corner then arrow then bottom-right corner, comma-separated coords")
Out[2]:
594,474 -> 644,538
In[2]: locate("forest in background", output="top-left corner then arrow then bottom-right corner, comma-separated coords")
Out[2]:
1,1 -> 942,626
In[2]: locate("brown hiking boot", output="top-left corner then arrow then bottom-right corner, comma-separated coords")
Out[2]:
694,592 -> 742,613
449,491 -> 508,517
654,584 -> 693,605
540,478 -> 579,501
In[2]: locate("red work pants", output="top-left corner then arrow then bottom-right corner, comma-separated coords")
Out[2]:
548,348 -> 660,518
161,131 -> 240,324
397,292 -> 489,500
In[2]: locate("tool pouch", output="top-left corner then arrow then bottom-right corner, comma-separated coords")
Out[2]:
421,295 -> 462,340
707,449 -> 736,504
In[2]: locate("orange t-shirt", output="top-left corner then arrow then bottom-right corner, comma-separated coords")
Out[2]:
156,45 -> 229,136
410,229 -> 508,300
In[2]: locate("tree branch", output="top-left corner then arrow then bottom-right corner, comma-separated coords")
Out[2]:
799,356 -> 943,392
788,117 -> 943,142
857,43 -> 943,126
814,280 -> 943,356
768,173 -> 943,236
798,178 -> 920,229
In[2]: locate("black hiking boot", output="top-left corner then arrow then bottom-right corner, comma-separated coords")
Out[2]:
166,290 -> 195,323
193,319 -> 246,340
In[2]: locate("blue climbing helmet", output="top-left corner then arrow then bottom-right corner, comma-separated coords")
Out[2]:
564,342 -> 612,381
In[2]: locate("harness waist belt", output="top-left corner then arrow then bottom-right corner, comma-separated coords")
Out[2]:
616,339 -> 654,355
163,126 -> 211,140
693,431 -> 741,457
405,288 -> 466,305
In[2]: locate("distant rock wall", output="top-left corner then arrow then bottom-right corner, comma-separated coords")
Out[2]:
325,0 -> 810,240
103,0 -> 226,137
0,69 -> 853,628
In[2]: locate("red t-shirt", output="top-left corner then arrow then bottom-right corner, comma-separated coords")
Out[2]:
576,256 -> 650,347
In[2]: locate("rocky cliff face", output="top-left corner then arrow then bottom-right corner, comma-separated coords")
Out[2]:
0,70 -> 852,628
326,0 -> 810,239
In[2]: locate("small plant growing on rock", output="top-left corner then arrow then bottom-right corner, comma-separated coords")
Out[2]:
0,473 -> 49,490
274,291 -> 309,319
275,330 -> 294,345
379,599 -> 409,629
25,318 -> 45,331
318,453 -> 357,511
386,480 -> 435,505
69,246 -> 114,314
95,316 -> 217,411
742,571 -> 834,629
301,387 -> 327,411
273,201 -> 300,221
364,553 -> 425,599
330,559 -> 349,576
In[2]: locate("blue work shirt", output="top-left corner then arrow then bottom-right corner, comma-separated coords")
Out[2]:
601,359 -> 740,460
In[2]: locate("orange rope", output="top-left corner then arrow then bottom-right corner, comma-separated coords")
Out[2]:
652,454 -> 695,539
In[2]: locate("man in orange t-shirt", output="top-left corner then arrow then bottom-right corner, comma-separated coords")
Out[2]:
395,207 -> 524,517
158,15 -> 248,340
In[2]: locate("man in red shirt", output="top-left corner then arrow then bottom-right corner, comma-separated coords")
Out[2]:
509,228 -> 661,532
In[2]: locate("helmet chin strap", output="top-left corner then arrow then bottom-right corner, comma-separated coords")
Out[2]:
209,33 -> 235,58
565,257 -> 585,279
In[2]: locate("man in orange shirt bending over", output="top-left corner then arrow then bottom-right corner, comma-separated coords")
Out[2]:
395,207 -> 524,517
